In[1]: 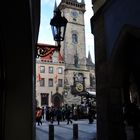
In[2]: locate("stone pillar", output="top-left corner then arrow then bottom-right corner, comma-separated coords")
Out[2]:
73,124 -> 78,139
91,11 -> 126,140
108,88 -> 127,140
49,124 -> 54,140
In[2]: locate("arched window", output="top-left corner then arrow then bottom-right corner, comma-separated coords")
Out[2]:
72,33 -> 78,44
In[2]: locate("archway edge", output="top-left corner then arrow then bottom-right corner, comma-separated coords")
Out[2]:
52,93 -> 63,107
109,24 -> 140,87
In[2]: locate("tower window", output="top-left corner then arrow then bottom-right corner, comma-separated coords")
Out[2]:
40,78 -> 45,87
58,79 -> 63,87
48,78 -> 53,87
72,33 -> 78,44
40,66 -> 45,73
41,93 -> 49,106
49,66 -> 53,73
58,67 -> 63,74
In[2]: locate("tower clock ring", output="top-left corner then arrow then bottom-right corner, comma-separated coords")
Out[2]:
76,82 -> 84,92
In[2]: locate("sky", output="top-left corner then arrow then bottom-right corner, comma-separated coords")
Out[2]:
38,0 -> 95,63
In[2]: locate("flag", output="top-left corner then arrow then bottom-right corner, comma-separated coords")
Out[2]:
54,74 -> 57,83
37,73 -> 42,82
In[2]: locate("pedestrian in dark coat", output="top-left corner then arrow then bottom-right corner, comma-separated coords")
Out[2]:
41,106 -> 44,120
56,107 -> 62,125
45,106 -> 50,121
50,107 -> 55,124
88,106 -> 95,124
65,106 -> 73,124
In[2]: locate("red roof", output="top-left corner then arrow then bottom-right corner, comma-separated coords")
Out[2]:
37,43 -> 63,62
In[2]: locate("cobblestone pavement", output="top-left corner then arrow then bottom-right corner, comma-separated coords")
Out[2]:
36,119 -> 96,140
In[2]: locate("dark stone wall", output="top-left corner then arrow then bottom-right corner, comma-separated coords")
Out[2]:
0,0 -> 40,140
90,0 -> 140,140
104,0 -> 140,58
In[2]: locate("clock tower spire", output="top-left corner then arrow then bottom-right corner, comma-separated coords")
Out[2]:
57,0 -> 89,105
54,0 -> 57,11
58,0 -> 86,69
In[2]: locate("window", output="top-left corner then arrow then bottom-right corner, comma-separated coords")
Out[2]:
74,73 -> 84,82
40,78 -> 45,87
58,79 -> 63,87
58,67 -> 63,74
41,93 -> 49,106
78,73 -> 84,82
72,33 -> 78,44
40,66 -> 45,73
49,66 -> 53,74
48,78 -> 53,87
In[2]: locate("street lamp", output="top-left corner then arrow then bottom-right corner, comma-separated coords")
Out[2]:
36,8 -> 67,58
50,8 -> 68,51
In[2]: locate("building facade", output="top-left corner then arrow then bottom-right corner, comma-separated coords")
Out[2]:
58,0 -> 95,105
36,43 -> 65,107
36,0 -> 95,107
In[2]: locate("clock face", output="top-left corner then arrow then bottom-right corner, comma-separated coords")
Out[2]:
76,82 -> 83,92
71,10 -> 78,18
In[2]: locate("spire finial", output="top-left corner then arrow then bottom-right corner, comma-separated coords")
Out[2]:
88,51 -> 92,62
54,0 -> 57,11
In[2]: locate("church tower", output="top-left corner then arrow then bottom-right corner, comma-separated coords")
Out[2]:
58,0 -> 90,104
58,0 -> 86,70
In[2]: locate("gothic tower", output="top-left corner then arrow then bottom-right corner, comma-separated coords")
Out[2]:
58,0 -> 90,104
58,0 -> 86,70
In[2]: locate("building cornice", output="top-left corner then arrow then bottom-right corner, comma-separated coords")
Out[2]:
69,21 -> 85,26
92,0 -> 107,14
36,59 -> 65,65
58,0 -> 85,13
90,0 -> 112,34
65,68 -> 89,72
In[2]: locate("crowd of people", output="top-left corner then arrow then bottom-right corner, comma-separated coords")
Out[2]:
35,104 -> 96,126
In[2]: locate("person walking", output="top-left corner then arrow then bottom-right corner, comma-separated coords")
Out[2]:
73,106 -> 78,121
36,107 -> 42,126
45,106 -> 50,121
41,106 -> 44,120
65,106 -> 73,125
49,106 -> 55,124
56,107 -> 62,125
88,105 -> 95,124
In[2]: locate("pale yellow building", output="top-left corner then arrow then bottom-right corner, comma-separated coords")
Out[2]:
36,0 -> 96,107
36,43 -> 65,107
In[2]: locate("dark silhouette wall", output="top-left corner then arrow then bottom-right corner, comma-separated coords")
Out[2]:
0,0 -> 40,140
91,0 -> 140,140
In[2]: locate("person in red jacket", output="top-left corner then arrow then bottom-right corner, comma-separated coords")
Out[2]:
36,107 -> 42,126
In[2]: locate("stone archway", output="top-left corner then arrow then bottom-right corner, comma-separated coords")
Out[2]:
110,25 -> 140,106
52,93 -> 63,108
110,25 -> 140,140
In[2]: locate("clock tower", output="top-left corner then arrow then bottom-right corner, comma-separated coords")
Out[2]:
57,0 -> 90,105
58,0 -> 86,70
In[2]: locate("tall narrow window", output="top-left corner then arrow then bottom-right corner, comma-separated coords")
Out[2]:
72,33 -> 78,44
48,78 -> 53,87
40,78 -> 45,87
49,66 -> 53,74
40,66 -> 45,73
58,67 -> 63,74
58,79 -> 63,87
41,93 -> 49,106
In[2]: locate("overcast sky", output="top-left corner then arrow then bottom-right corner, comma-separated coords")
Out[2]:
38,0 -> 95,62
